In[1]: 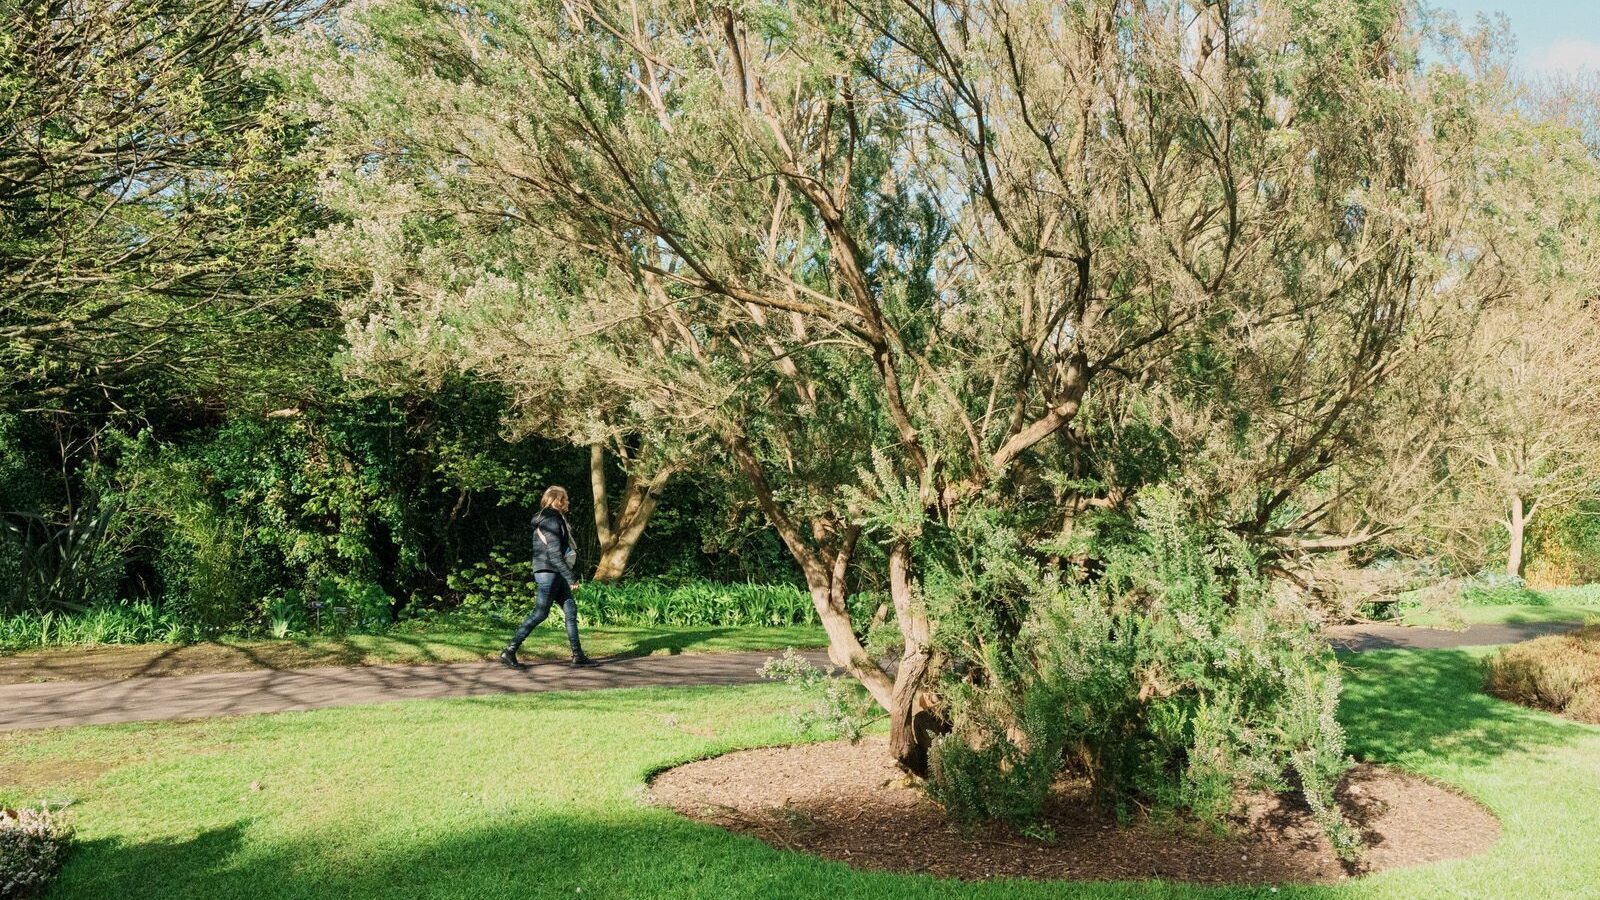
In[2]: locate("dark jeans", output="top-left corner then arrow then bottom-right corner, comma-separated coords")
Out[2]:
508,571 -> 583,655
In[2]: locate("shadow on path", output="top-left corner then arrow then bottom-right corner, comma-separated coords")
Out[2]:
0,650 -> 832,732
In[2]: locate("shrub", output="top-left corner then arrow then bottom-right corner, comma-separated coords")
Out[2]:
0,506 -> 124,615
923,490 -> 1358,857
1484,625 -> 1600,724
0,806 -> 72,899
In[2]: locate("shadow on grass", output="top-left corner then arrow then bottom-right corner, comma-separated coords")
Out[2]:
53,812 -> 1252,900
0,636 -> 469,685
1339,649 -> 1593,769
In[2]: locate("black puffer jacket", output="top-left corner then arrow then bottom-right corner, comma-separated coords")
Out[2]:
530,508 -> 578,584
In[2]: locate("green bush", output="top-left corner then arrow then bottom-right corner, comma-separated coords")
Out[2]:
924,490 -> 1358,857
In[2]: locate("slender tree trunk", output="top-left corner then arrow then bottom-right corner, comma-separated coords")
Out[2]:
587,444 -> 672,583
1506,495 -> 1527,578
590,443 -> 613,552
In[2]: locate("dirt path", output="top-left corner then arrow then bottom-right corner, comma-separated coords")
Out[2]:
0,618 -> 1585,732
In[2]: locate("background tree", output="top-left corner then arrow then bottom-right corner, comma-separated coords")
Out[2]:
1458,87 -> 1600,578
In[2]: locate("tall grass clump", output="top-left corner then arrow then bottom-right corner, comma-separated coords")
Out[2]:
0,603 -> 194,652
581,580 -> 811,626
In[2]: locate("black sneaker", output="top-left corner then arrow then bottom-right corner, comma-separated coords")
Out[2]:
570,654 -> 599,668
499,648 -> 528,670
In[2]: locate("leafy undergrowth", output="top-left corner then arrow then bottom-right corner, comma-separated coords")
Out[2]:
0,580 -> 850,654
1483,625 -> 1600,723
0,649 -> 1596,898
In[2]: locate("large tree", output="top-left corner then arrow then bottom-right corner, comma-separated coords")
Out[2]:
276,0 -> 1481,778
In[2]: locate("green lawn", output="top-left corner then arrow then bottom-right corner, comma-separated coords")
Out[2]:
2,649 -> 1597,898
1398,603 -> 1600,628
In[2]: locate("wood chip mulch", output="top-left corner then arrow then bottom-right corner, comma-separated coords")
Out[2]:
648,736 -> 1500,885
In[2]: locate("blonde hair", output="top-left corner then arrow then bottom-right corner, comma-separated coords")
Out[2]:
540,485 -> 570,513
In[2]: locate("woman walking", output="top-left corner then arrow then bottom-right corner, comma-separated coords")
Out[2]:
500,486 -> 597,669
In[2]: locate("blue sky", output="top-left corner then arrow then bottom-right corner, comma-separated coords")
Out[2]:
1433,1 -> 1600,74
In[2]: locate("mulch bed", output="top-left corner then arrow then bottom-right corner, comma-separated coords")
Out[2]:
648,736 -> 1499,885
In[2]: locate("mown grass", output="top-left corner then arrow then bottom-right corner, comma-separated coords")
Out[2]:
1,647 -> 1597,898
1398,603 -> 1600,628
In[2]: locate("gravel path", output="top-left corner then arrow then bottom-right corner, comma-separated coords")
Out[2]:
0,618 -> 1585,732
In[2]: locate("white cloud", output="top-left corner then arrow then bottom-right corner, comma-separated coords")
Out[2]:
1531,37 -> 1600,74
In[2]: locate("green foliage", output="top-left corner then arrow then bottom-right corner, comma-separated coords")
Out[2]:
583,581 -> 843,628
0,507 -> 120,615
1459,573 -> 1543,606
759,649 -> 880,741
0,361 -> 805,642
1528,500 -> 1600,585
1,0 -> 332,412
925,490 -> 1357,857
0,603 -> 196,652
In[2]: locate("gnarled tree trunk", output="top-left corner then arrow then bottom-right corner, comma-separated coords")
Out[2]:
886,541 -> 942,777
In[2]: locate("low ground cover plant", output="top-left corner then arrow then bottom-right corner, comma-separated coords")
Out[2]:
1483,625 -> 1600,723
0,806 -> 72,899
